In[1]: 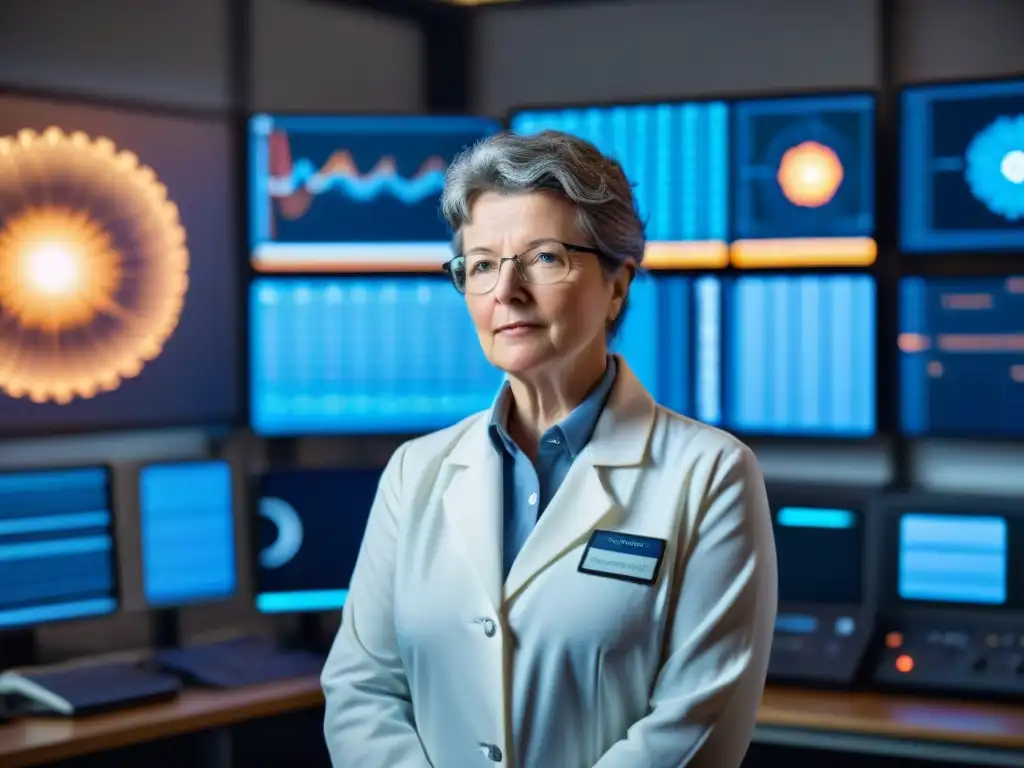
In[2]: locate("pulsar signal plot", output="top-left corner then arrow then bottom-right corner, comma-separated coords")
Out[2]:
901,79 -> 1024,253
249,114 -> 500,274
731,94 -> 876,269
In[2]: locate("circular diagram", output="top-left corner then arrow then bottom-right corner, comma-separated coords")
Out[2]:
0,127 -> 188,404
965,115 -> 1024,221
777,140 -> 845,208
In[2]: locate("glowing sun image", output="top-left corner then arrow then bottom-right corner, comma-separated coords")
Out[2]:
0,127 -> 188,404
776,140 -> 844,208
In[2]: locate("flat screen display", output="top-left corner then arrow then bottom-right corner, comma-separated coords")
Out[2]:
0,466 -> 117,628
0,91 -> 240,437
255,466 -> 382,613
899,276 -> 1024,438
900,78 -> 1024,253
510,102 -> 730,270
249,114 -> 500,273
249,276 -> 504,435
774,505 -> 863,604
898,513 -> 1007,605
731,93 -> 876,269
718,273 -> 877,437
139,460 -> 236,608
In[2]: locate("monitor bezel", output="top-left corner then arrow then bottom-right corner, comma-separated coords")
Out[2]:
0,83 -> 246,440
136,457 -> 239,610
876,491 -> 1024,614
896,74 -> 1024,262
0,462 -> 121,633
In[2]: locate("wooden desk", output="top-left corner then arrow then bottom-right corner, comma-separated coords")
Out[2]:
2,682 -> 1024,768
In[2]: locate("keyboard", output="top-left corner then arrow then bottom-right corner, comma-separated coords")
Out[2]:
153,636 -> 326,689
0,661 -> 181,716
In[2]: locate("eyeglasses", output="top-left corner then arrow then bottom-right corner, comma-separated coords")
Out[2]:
442,241 -> 604,295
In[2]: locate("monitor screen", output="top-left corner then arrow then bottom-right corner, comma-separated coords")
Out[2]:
719,273 -> 876,437
510,101 -> 730,270
773,504 -> 863,604
900,78 -> 1024,253
899,276 -> 1024,438
730,93 -> 876,269
249,114 -> 500,273
0,466 -> 117,629
898,513 -> 1007,605
249,276 -> 504,435
255,466 -> 382,613
0,91 -> 240,437
138,460 -> 236,608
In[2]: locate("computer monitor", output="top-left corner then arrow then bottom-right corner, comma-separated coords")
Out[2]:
255,466 -> 383,615
899,275 -> 1024,438
900,78 -> 1024,254
717,273 -> 877,437
138,460 -> 236,608
0,90 -> 241,438
730,93 -> 876,269
0,466 -> 118,666
249,275 -> 505,435
509,100 -> 730,270
248,113 -> 500,273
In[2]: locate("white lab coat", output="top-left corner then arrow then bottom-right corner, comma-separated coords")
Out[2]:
322,359 -> 777,768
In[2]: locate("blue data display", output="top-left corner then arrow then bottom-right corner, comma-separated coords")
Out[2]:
0,467 -> 117,629
611,273 -> 692,416
774,506 -> 862,604
901,79 -> 1024,253
732,94 -> 875,240
721,274 -> 877,437
256,466 -> 382,614
139,460 -> 236,607
900,276 -> 1024,438
249,114 -> 499,271
511,103 -> 729,252
250,276 -> 505,435
899,513 -> 1007,605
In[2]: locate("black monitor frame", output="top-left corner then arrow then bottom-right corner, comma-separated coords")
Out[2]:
0,463 -> 120,668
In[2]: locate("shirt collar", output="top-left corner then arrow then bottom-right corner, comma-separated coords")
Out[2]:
488,355 -> 618,458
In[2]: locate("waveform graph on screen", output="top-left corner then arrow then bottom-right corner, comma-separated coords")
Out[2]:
0,126 -> 188,406
511,102 -> 730,270
899,276 -> 1024,438
250,114 -> 500,273
731,94 -> 876,269
901,79 -> 1024,253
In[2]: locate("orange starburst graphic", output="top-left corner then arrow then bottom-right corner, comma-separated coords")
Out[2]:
0,127 -> 188,405
777,140 -> 844,208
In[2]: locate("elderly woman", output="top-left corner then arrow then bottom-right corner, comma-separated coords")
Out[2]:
321,130 -> 777,768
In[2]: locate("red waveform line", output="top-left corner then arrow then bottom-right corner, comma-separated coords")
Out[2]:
267,130 -> 447,222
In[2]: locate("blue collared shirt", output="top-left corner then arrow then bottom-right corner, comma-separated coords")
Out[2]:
488,356 -> 619,580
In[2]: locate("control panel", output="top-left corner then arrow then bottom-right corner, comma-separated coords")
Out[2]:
870,495 -> 1024,698
770,605 -> 873,684
765,488 -> 876,685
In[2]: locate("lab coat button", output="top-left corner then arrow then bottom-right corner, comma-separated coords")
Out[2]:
478,742 -> 502,762
482,618 -> 497,637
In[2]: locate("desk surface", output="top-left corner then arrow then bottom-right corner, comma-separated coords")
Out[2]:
2,682 -> 1024,767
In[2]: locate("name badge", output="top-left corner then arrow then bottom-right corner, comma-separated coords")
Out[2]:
578,530 -> 666,586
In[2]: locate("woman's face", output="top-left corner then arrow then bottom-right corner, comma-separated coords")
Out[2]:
460,190 -> 628,377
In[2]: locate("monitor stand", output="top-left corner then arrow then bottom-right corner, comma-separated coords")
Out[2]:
0,629 -> 39,671
151,609 -> 183,650
287,613 -> 330,656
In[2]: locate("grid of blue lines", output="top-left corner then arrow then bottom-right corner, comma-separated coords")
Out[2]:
0,467 -> 117,629
899,513 -> 1007,605
250,277 -> 505,435
511,103 -> 729,243
725,274 -> 876,436
139,461 -> 237,607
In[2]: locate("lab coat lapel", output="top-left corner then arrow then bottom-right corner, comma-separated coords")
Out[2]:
440,421 -> 504,613
504,360 -> 656,603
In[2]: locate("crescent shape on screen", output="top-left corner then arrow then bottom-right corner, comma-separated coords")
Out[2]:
258,496 -> 304,569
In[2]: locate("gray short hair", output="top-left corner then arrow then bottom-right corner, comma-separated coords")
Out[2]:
440,130 -> 645,337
